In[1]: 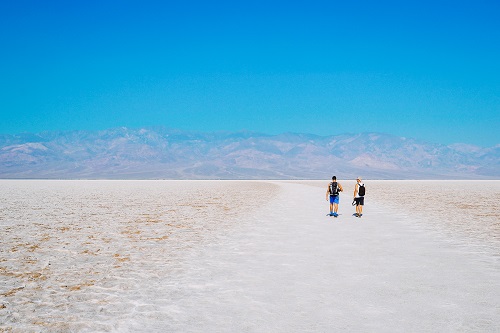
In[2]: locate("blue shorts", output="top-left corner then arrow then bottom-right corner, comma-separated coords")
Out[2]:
329,195 -> 339,204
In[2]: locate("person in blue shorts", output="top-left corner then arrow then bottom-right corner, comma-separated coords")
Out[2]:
326,176 -> 343,217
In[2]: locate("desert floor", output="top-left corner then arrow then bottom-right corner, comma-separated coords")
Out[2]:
1,180 -> 499,332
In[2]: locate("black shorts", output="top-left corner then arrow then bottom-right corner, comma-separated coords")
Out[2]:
355,197 -> 364,206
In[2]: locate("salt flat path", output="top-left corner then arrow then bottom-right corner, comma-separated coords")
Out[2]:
127,181 -> 500,332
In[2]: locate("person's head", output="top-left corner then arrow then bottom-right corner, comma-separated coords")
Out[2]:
357,177 -> 362,183
332,176 -> 337,181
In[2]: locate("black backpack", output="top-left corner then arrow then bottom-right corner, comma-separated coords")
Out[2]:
358,183 -> 365,196
329,182 -> 339,196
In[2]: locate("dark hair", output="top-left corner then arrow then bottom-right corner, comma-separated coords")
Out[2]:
332,176 -> 337,180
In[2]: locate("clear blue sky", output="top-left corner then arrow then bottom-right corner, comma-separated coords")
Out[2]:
1,0 -> 499,146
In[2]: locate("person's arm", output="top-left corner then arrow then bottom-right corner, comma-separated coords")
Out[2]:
326,187 -> 330,200
339,183 -> 343,192
353,183 -> 358,198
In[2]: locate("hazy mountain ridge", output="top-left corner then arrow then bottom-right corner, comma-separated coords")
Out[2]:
0,128 -> 498,179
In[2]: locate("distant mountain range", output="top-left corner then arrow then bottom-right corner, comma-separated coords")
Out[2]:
0,127 -> 498,179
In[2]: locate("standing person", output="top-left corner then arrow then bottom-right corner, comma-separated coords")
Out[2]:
353,177 -> 365,218
326,176 -> 343,217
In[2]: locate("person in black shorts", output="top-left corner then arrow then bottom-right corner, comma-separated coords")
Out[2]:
353,177 -> 365,218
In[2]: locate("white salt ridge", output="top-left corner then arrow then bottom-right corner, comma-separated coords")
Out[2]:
0,180 -> 499,332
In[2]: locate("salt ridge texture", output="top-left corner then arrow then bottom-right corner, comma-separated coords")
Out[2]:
0,180 -> 278,332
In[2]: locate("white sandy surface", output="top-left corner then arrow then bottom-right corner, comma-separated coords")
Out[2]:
136,181 -> 499,332
1,180 -> 499,332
